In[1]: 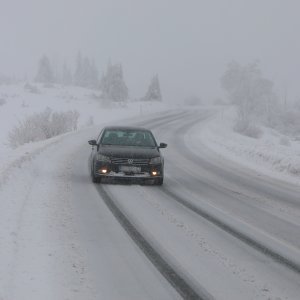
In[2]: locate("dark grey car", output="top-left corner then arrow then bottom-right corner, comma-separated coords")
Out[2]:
88,126 -> 167,185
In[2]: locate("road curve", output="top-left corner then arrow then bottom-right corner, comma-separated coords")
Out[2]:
5,108 -> 300,300
95,108 -> 300,299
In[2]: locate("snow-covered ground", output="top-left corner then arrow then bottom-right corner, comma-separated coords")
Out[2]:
0,83 -> 170,186
188,106 -> 300,186
1,84 -> 300,299
0,83 -> 176,300
2,84 -> 299,193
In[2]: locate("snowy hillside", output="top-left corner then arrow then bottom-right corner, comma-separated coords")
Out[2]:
187,107 -> 300,186
0,83 -> 169,184
0,85 -> 300,299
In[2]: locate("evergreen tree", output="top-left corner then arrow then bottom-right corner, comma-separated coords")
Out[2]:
81,57 -> 91,87
143,74 -> 162,101
35,55 -> 55,84
62,62 -> 73,86
89,59 -> 99,88
74,52 -> 84,86
100,62 -> 128,101
74,52 -> 98,88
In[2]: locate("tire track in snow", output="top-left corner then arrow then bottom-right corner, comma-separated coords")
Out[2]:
154,113 -> 300,275
90,109 -> 215,299
161,186 -> 300,275
96,185 -> 213,300
91,109 -> 300,298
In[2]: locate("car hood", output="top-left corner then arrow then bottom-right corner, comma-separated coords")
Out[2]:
99,145 -> 160,159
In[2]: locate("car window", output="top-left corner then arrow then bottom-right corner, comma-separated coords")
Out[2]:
101,129 -> 156,147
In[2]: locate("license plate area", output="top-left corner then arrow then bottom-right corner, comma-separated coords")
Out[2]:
119,165 -> 141,173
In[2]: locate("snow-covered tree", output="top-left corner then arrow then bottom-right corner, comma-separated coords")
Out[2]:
100,62 -> 128,102
74,52 -> 98,88
89,59 -> 99,87
74,52 -> 84,86
80,56 -> 91,87
35,55 -> 55,84
142,75 -> 162,101
61,62 -> 73,86
221,61 -> 276,123
82,57 -> 98,88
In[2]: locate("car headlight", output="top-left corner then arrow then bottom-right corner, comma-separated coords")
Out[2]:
149,156 -> 161,164
96,153 -> 111,162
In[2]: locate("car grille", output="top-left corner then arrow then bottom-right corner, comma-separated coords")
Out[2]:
111,157 -> 149,166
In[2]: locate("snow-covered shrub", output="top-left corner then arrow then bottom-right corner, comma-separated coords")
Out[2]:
234,118 -> 262,138
8,108 -> 79,148
8,109 -> 51,148
50,110 -> 79,136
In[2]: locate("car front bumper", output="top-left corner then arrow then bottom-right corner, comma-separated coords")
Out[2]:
94,161 -> 163,179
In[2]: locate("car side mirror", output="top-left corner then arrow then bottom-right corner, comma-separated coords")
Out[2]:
88,139 -> 97,146
158,142 -> 167,148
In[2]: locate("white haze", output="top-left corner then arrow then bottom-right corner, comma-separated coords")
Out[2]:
1,0 -> 300,102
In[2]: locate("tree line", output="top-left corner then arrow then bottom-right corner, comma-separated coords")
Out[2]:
35,53 -> 162,102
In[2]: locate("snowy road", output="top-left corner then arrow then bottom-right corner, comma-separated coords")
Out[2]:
1,109 -> 300,299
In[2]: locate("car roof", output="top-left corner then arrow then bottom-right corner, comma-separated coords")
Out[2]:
103,126 -> 151,132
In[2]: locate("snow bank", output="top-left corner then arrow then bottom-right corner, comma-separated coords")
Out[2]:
191,107 -> 300,185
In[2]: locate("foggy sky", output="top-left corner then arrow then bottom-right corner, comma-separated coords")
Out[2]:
1,0 -> 300,102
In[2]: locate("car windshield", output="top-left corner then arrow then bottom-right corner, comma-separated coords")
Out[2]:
101,129 -> 156,147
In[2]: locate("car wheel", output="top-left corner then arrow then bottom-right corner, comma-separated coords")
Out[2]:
91,167 -> 101,183
155,177 -> 163,186
92,175 -> 101,183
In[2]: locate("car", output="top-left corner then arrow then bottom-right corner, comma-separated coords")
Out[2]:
88,126 -> 167,185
